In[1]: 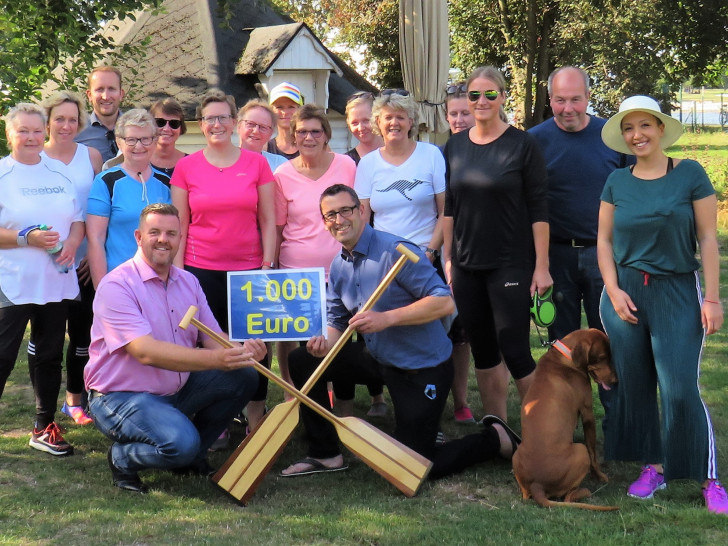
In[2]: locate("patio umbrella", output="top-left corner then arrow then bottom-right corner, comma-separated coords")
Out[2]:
398,0 -> 449,137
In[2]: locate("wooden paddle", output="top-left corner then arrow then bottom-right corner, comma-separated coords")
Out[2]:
179,243 -> 429,503
179,304 -> 432,500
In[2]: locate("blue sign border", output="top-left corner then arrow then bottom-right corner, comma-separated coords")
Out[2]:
227,268 -> 326,342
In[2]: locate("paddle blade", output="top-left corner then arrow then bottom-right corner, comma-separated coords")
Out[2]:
213,400 -> 299,504
334,417 -> 432,497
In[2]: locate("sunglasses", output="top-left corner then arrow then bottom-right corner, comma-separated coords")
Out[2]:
105,130 -> 119,155
467,90 -> 501,102
380,88 -> 410,97
155,118 -> 182,130
347,91 -> 374,104
446,83 -> 467,96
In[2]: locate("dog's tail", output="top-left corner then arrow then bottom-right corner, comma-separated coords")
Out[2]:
530,484 -> 620,512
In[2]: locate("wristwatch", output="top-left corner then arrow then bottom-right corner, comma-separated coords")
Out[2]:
425,247 -> 439,258
261,261 -> 275,268
17,225 -> 42,247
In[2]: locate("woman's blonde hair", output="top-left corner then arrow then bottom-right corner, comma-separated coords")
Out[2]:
371,92 -> 418,138
4,103 -> 46,145
42,91 -> 88,132
115,108 -> 157,138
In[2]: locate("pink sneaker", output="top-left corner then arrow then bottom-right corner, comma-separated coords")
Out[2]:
454,407 -> 476,423
704,480 -> 728,515
61,402 -> 93,426
627,465 -> 666,499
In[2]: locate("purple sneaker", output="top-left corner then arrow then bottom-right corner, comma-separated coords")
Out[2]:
704,480 -> 728,515
627,465 -> 666,499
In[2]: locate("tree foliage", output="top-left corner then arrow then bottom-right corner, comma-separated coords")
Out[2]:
268,0 -> 727,128
269,0 -> 402,88
451,0 -> 728,127
0,1 -> 161,113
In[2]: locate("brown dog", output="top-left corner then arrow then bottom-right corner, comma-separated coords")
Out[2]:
512,328 -> 618,511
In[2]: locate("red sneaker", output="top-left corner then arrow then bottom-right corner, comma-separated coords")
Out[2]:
29,422 -> 74,456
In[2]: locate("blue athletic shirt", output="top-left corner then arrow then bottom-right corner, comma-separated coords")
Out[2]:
87,165 -> 171,272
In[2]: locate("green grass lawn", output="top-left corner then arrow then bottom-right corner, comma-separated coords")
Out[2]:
3,132 -> 728,544
3,326 -> 728,545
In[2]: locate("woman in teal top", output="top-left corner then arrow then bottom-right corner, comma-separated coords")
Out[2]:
597,95 -> 726,515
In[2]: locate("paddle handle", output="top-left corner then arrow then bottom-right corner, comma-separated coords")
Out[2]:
298,242 -> 419,394
183,314 -> 344,424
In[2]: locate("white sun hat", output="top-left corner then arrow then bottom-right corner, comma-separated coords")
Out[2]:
601,95 -> 683,155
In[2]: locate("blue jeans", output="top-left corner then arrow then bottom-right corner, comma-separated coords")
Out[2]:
89,368 -> 258,473
548,243 -> 613,430
548,243 -> 604,339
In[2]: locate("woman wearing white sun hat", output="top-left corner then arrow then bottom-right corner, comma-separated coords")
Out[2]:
597,95 -> 727,514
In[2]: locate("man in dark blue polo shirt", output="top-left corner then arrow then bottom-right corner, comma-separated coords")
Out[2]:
280,184 -> 520,480
75,66 -> 125,162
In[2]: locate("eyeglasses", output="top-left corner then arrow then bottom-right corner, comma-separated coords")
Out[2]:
446,83 -> 467,96
322,206 -> 357,223
467,90 -> 501,102
118,136 -> 155,147
240,119 -> 273,134
295,129 -> 324,139
105,130 -> 119,155
155,118 -> 182,130
201,114 -> 234,125
380,89 -> 410,97
346,91 -> 374,104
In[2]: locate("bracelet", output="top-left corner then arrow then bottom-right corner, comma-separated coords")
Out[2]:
17,225 -> 42,247
704,300 -> 721,305
261,261 -> 275,268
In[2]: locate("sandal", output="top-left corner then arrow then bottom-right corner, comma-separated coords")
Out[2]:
480,414 -> 521,457
280,457 -> 348,477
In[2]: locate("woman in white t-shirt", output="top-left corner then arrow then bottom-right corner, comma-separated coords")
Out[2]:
41,91 -> 102,426
355,91 -> 446,258
0,102 -> 84,457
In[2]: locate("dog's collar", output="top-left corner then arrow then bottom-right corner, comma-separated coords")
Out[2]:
551,339 -> 572,360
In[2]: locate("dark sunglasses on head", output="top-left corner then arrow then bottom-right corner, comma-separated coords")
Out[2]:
380,88 -> 410,97
346,91 -> 374,104
467,90 -> 500,102
446,83 -> 467,96
105,130 -> 118,155
155,118 -> 182,129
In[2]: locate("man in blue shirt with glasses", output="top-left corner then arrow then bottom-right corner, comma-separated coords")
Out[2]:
280,184 -> 520,480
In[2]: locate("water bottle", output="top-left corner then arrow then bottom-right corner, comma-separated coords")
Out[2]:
39,224 -> 69,274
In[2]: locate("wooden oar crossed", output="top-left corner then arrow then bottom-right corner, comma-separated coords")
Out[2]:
178,244 -> 432,504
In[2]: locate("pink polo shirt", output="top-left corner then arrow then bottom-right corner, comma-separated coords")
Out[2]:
274,153 -> 356,279
84,251 -> 222,396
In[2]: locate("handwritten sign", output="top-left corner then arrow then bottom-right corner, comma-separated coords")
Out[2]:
227,268 -> 326,342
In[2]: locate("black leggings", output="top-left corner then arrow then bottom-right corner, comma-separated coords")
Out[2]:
0,301 -> 68,428
288,342 -> 501,478
451,264 -> 535,379
65,277 -> 94,394
185,265 -> 269,402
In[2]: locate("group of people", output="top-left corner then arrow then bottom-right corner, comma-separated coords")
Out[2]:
0,62 -> 725,515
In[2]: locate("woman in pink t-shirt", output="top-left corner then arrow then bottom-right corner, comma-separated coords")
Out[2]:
274,105 -> 386,415
171,90 -> 276,443
171,90 -> 276,328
